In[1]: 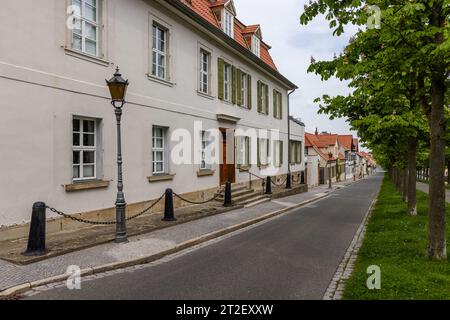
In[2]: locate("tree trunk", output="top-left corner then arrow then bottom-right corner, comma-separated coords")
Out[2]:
427,6 -> 447,260
408,139 -> 417,216
447,161 -> 450,185
403,168 -> 408,202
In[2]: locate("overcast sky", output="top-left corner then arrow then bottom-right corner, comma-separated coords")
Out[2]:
235,0 -> 360,139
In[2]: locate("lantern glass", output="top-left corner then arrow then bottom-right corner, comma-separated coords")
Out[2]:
106,67 -> 129,102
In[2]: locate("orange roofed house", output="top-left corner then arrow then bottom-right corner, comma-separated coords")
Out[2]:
305,130 -> 362,186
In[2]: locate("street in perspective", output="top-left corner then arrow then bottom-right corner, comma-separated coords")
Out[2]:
0,0 -> 449,311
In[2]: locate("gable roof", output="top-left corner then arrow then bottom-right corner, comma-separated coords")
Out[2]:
179,0 -> 277,70
338,135 -> 353,151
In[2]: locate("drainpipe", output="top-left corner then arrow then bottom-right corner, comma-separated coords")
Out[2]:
287,88 -> 297,175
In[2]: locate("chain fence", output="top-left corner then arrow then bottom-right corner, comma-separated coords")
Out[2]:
172,191 -> 222,205
46,191 -> 166,226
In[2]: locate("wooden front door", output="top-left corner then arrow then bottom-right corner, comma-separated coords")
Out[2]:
219,128 -> 236,185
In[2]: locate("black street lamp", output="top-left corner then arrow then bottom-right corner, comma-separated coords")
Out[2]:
106,67 -> 129,243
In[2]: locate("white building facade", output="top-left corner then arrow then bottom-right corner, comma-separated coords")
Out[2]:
0,0 -> 298,228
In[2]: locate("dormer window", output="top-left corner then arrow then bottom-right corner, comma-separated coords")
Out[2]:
223,10 -> 234,38
252,35 -> 261,57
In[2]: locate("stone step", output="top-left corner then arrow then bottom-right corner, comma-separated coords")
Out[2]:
232,191 -> 267,204
217,188 -> 255,199
242,196 -> 271,208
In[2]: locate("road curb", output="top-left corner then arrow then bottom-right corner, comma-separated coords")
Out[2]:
323,183 -> 381,300
0,191 -> 335,299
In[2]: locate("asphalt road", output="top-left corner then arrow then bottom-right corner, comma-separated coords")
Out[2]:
27,173 -> 383,300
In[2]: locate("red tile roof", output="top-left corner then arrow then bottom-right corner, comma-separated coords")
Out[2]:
338,135 -> 353,151
179,0 -> 277,70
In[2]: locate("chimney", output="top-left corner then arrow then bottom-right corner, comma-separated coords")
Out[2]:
315,128 -> 319,136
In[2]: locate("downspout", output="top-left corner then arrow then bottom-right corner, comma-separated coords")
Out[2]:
287,88 -> 297,175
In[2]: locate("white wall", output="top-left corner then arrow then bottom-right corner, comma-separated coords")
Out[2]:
0,0 -> 294,226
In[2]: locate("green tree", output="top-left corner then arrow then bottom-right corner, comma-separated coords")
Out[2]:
301,0 -> 449,259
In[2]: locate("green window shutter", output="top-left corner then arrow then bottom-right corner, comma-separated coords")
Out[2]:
257,138 -> 261,167
279,92 -> 283,119
257,81 -> 262,113
236,69 -> 242,106
231,66 -> 237,104
298,142 -> 302,163
265,85 -> 269,115
247,75 -> 252,109
218,58 -> 224,100
236,136 -> 242,169
280,141 -> 284,166
273,89 -> 277,118
247,137 -> 251,166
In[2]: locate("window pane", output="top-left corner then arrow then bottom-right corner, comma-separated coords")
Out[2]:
159,29 -> 165,45
83,133 -> 95,146
83,151 -> 95,164
84,4 -> 97,22
156,162 -> 164,173
153,127 -> 163,138
154,151 -> 163,162
85,39 -> 97,55
73,34 -> 82,51
85,0 -> 96,7
73,151 -> 80,164
83,120 -> 95,133
73,133 -> 80,146
73,18 -> 82,35
83,165 -> 95,177
85,23 -> 97,40
73,165 -> 80,179
73,119 -> 80,132
72,0 -> 82,10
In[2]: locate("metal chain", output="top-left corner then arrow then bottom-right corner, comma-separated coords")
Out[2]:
271,176 -> 288,187
46,192 -> 166,225
46,206 -> 117,225
126,192 -> 166,221
172,191 -> 222,205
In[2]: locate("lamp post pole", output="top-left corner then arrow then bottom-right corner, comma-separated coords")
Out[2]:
113,101 -> 127,243
106,67 -> 129,243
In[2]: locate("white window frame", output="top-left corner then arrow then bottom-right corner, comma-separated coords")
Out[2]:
152,23 -> 168,80
70,0 -> 99,57
261,82 -> 268,115
223,10 -> 234,38
274,90 -> 282,119
259,138 -> 270,166
240,71 -> 248,107
224,64 -> 231,102
252,35 -> 261,57
273,140 -> 281,167
152,126 -> 167,175
200,131 -> 212,170
72,117 -> 97,182
199,49 -> 210,94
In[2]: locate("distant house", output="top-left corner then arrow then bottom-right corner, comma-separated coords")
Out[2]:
305,130 -> 343,185
338,135 -> 358,180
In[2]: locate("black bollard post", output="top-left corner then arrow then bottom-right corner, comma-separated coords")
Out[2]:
224,182 -> 232,207
265,176 -> 273,195
23,202 -> 47,256
286,173 -> 292,189
162,189 -> 176,222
